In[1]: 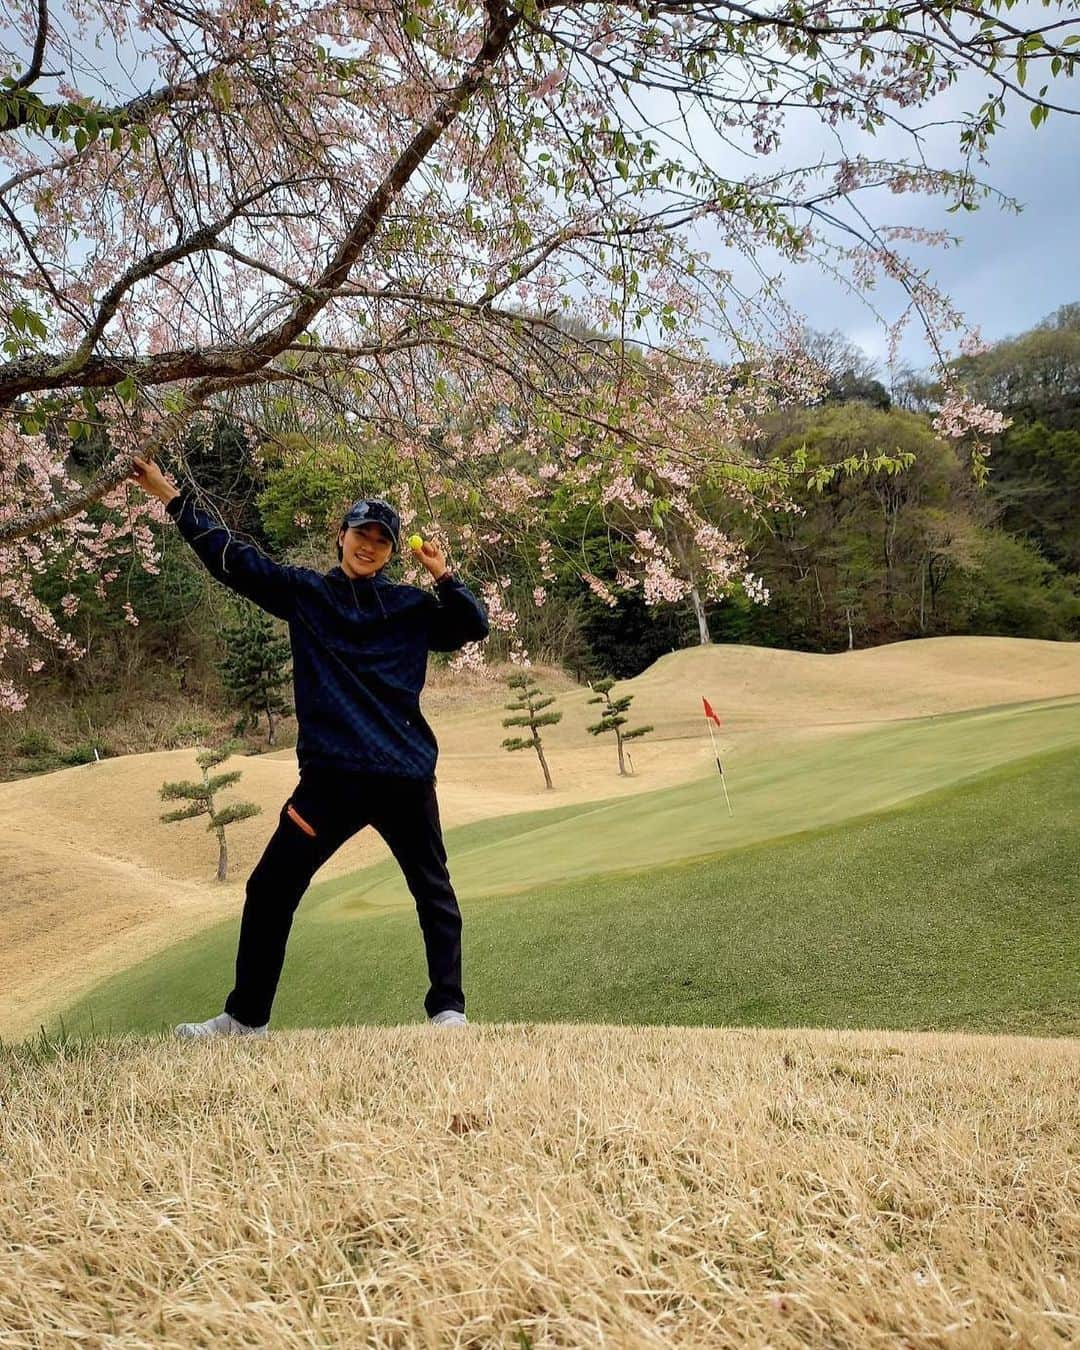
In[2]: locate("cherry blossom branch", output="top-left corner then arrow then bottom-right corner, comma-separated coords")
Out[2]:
10,0 -> 49,94
3,0 -> 1078,703
0,11 -> 521,408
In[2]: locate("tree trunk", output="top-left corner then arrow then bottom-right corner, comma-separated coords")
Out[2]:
534,739 -> 553,789
266,701 -> 276,746
883,505 -> 899,616
929,556 -> 950,618
216,826 -> 228,882
689,583 -> 711,644
616,729 -> 627,776
670,532 -> 711,644
918,562 -> 927,634
812,566 -> 827,624
845,606 -> 854,651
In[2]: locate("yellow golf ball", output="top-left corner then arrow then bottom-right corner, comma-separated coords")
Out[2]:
408,534 -> 424,551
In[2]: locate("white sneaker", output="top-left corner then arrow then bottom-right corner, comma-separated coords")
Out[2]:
175,1011 -> 268,1040
429,1010 -> 468,1026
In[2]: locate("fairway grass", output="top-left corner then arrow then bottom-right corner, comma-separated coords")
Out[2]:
324,695 -> 1080,911
47,744 -> 1080,1041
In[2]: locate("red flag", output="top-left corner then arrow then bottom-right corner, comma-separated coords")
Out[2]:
702,696 -> 722,727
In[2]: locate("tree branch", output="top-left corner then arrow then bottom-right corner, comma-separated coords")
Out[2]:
0,9 -> 521,407
10,0 -> 49,93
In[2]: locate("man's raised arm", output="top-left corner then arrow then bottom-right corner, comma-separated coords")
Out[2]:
426,571 -> 490,652
131,455 -> 298,622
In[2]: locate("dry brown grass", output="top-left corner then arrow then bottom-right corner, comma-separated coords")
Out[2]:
0,691 -> 230,768
1,1024 -> 1077,1347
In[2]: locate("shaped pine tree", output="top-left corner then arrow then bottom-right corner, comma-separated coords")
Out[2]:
217,600 -> 293,745
159,741 -> 262,881
501,671 -> 562,790
586,677 -> 653,777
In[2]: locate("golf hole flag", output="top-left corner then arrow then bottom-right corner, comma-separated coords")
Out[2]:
701,695 -> 733,816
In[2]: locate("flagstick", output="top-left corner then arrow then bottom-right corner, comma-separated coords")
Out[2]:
706,719 -> 734,816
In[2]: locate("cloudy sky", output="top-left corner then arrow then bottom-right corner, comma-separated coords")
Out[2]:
680,59 -> 1079,376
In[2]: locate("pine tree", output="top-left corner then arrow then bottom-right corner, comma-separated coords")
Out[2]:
217,600 -> 293,745
501,671 -> 562,790
586,677 -> 653,776
159,741 -> 262,881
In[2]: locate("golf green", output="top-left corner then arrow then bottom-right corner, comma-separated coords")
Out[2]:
43,731 -> 1079,1041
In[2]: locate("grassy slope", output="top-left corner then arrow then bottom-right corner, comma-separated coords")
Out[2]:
322,696 -> 1080,911
49,743 -> 1080,1041
5,640 -> 1079,1042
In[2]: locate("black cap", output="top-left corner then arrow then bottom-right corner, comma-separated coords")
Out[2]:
341,497 -> 400,552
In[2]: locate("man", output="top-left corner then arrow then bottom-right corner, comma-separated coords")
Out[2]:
129,454 -> 489,1038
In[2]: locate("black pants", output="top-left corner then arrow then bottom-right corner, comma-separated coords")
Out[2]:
223,765 -> 464,1027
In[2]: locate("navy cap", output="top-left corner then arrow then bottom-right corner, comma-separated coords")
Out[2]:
342,497 -> 400,552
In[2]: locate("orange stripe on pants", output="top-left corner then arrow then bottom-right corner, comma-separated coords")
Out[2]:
286,803 -> 316,836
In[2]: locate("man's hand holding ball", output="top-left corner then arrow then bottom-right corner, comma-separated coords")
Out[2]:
409,532 -> 450,583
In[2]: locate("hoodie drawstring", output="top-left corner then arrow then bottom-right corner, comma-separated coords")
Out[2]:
349,574 -> 387,620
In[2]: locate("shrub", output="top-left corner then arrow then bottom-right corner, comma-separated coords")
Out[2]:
58,742 -> 105,766
15,729 -> 57,758
164,716 -> 215,749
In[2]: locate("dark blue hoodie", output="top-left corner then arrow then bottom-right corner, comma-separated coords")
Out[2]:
165,488 -> 490,779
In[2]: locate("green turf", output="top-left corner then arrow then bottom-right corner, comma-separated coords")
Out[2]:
44,743 -> 1080,1042
321,696 -> 1080,913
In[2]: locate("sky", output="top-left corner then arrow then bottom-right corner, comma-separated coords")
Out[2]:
746,109 -> 1075,372
677,50 -> 1079,376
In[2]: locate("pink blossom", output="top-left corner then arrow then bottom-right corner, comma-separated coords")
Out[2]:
0,0 -> 1046,712
530,70 -> 567,101
582,572 -> 617,607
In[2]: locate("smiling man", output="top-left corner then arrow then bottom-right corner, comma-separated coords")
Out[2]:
129,455 -> 490,1038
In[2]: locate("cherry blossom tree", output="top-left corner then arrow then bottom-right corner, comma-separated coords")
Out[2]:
2,0 -> 1079,708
